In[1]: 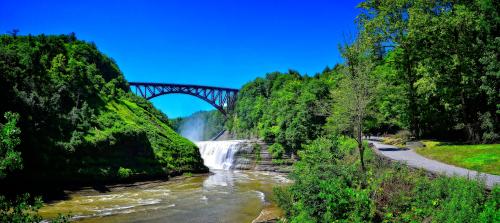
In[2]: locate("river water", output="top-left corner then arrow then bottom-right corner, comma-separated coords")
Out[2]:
39,141 -> 289,222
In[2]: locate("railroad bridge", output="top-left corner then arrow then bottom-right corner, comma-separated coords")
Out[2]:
129,82 -> 239,117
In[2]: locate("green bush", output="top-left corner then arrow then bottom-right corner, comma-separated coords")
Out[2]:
383,130 -> 412,147
0,194 -> 69,223
268,143 -> 285,159
253,143 -> 262,163
0,194 -> 42,223
274,137 -> 374,222
117,167 -> 132,179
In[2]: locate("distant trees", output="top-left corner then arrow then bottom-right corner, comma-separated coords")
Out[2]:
6,29 -> 19,38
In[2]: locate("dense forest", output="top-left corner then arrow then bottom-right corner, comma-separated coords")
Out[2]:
0,34 -> 207,187
228,0 -> 499,155
226,0 -> 499,222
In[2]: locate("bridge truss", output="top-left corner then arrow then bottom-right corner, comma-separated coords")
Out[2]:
129,82 -> 239,116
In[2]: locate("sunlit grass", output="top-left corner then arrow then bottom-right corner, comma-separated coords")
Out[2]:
416,140 -> 500,175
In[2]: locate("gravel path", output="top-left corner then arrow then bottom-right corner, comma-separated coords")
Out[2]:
368,140 -> 500,188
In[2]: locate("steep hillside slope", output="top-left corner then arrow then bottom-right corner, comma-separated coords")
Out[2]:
0,34 -> 207,184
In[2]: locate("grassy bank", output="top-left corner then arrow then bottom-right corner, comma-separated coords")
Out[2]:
416,141 -> 500,175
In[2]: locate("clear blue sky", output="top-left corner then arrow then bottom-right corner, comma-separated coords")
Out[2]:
1,0 -> 361,118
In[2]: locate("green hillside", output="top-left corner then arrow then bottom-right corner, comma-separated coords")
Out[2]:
0,34 -> 207,184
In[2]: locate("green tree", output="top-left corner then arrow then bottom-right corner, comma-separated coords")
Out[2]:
358,0 -> 419,137
330,37 -> 377,170
0,112 -> 22,178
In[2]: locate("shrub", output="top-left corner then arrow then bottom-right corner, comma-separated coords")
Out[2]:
268,143 -> 285,159
383,130 -> 412,147
253,143 -> 262,163
117,167 -> 132,179
274,137 -> 375,222
0,194 -> 42,223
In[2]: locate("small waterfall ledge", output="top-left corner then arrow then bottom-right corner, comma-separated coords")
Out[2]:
195,140 -> 294,172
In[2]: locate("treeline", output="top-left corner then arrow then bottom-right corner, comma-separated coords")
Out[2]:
0,33 -> 207,186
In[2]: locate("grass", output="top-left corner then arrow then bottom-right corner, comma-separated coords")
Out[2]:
416,140 -> 500,175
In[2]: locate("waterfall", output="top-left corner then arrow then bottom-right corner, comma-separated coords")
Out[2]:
196,140 -> 246,170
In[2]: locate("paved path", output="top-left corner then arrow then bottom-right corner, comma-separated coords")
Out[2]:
368,140 -> 500,188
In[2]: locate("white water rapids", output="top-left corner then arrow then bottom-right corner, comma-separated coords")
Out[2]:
195,140 -> 246,170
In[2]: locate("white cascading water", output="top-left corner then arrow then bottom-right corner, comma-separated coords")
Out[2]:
195,140 -> 245,170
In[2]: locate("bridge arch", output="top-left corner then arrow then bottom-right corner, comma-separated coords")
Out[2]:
129,82 -> 239,117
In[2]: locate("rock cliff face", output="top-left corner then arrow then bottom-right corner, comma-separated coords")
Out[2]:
233,141 -> 294,173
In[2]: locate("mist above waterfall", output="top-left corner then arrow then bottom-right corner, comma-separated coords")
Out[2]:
179,115 -> 205,142
171,110 -> 226,142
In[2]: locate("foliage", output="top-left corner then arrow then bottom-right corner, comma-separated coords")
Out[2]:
0,112 -> 22,178
0,110 -> 69,222
417,140 -> 500,175
268,143 -> 285,159
117,167 -> 132,178
0,193 -> 69,223
228,70 -> 332,153
328,35 -> 378,170
358,0 -> 500,142
274,137 -> 374,222
0,34 -> 207,184
0,194 -> 42,223
382,130 -> 412,147
254,143 -> 262,163
275,136 -> 500,222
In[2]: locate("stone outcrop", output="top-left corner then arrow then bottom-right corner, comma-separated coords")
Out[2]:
232,140 -> 294,172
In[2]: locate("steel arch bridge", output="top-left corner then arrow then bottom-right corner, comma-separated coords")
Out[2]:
129,82 -> 239,116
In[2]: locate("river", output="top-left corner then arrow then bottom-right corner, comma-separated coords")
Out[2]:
39,140 -> 289,222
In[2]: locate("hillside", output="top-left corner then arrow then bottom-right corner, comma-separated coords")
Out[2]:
0,34 -> 207,184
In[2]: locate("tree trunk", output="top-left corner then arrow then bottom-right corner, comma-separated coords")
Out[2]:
405,49 -> 418,139
357,122 -> 365,171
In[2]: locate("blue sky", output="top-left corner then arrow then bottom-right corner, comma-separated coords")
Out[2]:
1,0 -> 361,118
